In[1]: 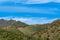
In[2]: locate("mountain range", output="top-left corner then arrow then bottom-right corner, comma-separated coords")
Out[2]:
0,19 -> 28,27
0,19 -> 60,40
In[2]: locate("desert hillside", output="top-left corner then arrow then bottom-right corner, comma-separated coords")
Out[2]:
0,19 -> 60,40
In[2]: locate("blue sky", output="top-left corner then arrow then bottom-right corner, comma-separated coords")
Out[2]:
0,0 -> 60,24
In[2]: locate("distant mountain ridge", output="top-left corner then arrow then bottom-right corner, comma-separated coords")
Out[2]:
0,19 -> 28,27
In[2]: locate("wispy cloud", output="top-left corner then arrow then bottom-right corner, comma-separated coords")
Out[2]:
26,0 -> 52,4
0,6 -> 58,14
0,0 -> 60,4
54,0 -> 60,3
0,16 -> 59,24
0,0 -> 27,3
24,0 -> 60,4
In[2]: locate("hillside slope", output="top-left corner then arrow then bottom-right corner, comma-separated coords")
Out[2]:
0,19 -> 60,40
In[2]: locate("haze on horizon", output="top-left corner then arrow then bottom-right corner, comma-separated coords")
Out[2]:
0,0 -> 60,24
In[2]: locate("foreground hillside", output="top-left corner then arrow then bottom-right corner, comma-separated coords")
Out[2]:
0,19 -> 60,40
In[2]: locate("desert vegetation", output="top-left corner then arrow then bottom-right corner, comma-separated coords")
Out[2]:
0,19 -> 60,40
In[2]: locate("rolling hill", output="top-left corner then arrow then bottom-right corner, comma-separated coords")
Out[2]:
0,19 -> 60,40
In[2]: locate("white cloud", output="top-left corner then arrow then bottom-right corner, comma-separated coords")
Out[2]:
0,16 -> 59,24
